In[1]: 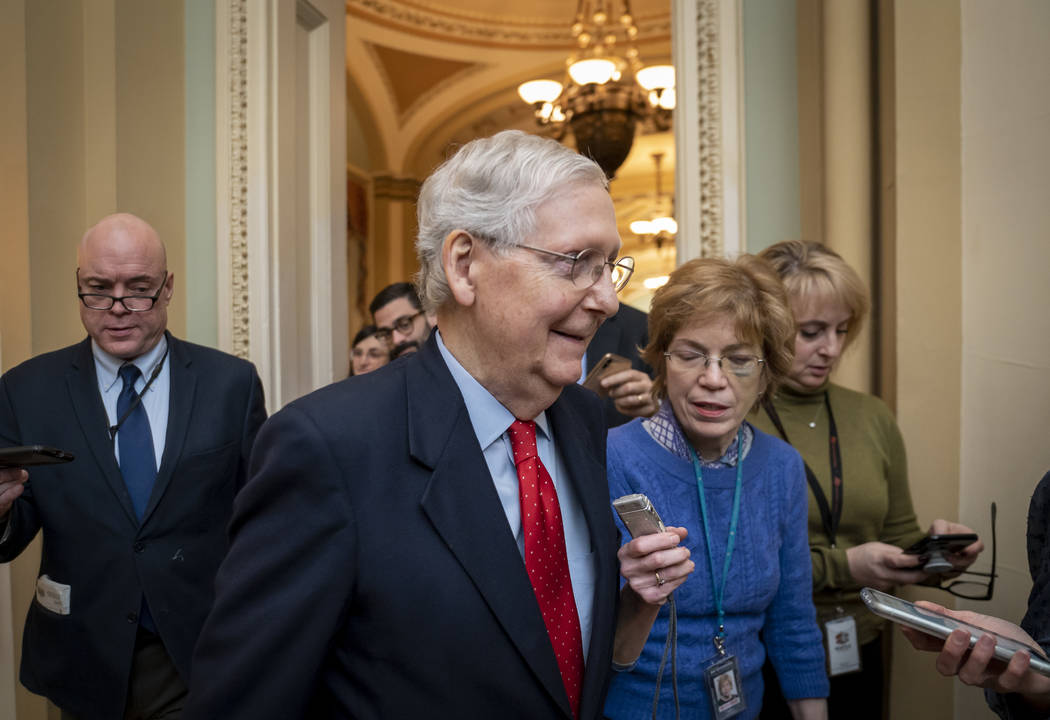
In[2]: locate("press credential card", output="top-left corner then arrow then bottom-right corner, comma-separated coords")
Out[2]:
825,615 -> 861,676
35,575 -> 71,615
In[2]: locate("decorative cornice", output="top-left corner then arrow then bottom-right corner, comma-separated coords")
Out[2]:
347,0 -> 670,49
696,0 -> 723,257
228,0 -> 250,358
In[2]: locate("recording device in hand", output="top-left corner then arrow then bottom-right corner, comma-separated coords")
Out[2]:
613,493 -> 666,538
0,445 -> 75,468
612,493 -> 681,720
860,587 -> 1050,677
904,533 -> 979,573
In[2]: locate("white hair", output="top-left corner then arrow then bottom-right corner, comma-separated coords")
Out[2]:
414,130 -> 608,312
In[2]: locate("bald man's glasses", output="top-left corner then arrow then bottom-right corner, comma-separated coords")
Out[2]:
77,271 -> 168,312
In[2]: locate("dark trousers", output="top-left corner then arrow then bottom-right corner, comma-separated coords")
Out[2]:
61,627 -> 187,720
759,634 -> 885,720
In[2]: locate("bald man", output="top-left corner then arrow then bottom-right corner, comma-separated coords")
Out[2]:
0,214 -> 266,719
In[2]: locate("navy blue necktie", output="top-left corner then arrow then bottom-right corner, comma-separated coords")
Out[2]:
117,364 -> 157,520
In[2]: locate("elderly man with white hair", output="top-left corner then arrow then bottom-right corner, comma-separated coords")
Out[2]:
184,130 -> 693,720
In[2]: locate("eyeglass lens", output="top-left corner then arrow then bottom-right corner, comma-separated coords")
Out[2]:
665,351 -> 761,378
80,295 -> 156,311
570,249 -> 633,291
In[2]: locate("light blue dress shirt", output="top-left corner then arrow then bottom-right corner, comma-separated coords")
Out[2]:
92,335 -> 170,469
436,331 -> 597,655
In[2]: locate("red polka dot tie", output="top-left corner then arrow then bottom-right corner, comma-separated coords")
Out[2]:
507,419 -> 584,718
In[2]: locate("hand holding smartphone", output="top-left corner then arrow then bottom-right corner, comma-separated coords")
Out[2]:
582,353 -> 632,396
904,533 -> 979,573
861,587 -> 1050,677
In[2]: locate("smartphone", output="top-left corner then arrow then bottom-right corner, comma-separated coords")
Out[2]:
904,533 -> 979,573
860,587 -> 1050,677
581,353 -> 632,396
904,534 -> 979,557
613,493 -> 666,538
0,445 -> 75,468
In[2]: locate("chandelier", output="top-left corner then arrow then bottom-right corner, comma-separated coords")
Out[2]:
517,0 -> 675,179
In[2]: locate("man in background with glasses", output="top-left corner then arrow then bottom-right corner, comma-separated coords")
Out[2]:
185,130 -> 688,720
369,281 -> 433,357
0,213 -> 266,719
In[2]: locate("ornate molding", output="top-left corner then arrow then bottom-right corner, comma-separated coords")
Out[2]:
228,0 -> 250,359
696,0 -> 723,257
347,0 -> 670,49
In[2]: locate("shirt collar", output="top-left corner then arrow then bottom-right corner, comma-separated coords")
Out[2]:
435,330 -> 550,449
642,397 -> 753,467
92,334 -> 169,393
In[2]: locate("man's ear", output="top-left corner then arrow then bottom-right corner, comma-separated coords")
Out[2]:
442,230 -> 479,307
162,272 -> 175,305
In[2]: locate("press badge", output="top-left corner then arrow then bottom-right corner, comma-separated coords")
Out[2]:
704,654 -> 746,719
35,575 -> 71,615
824,614 -> 861,676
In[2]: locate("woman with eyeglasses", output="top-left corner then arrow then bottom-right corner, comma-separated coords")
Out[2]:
751,241 -> 984,720
349,325 -> 390,376
606,257 -> 829,720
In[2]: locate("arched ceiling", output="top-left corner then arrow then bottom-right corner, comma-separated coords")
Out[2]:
345,0 -> 676,300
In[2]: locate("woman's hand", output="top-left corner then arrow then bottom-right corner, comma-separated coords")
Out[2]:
901,601 -> 1050,713
613,527 -> 694,665
601,368 -> 659,419
928,519 -> 984,573
618,527 -> 694,605
845,541 -> 926,591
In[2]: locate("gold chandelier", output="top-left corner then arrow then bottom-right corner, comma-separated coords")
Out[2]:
517,0 -> 675,179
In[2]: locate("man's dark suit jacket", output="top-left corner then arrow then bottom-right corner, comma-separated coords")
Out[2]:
184,335 -> 621,719
587,302 -> 652,428
0,333 -> 266,719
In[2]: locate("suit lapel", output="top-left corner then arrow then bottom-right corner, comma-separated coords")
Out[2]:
142,334 -> 194,525
548,394 -> 618,719
409,341 -> 574,719
66,339 -> 140,525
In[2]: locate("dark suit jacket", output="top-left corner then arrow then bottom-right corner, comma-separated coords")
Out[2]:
184,335 -> 621,719
587,302 -> 652,428
0,334 -> 266,719
987,471 -> 1050,719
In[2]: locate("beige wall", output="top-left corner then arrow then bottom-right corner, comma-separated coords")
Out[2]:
887,1 -> 963,718
887,1 -> 1050,719
0,0 -> 34,717
955,0 -> 1050,717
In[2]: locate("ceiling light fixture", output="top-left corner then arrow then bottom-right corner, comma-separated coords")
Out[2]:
630,151 -> 676,249
517,1 -> 674,179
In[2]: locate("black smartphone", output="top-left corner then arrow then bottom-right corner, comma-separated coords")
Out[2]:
903,533 -> 979,557
904,533 -> 978,573
0,445 -> 75,468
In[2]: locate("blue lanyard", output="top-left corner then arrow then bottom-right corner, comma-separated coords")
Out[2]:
687,427 -> 744,652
